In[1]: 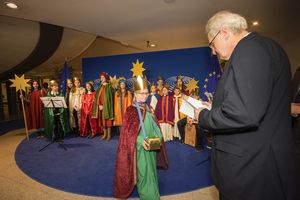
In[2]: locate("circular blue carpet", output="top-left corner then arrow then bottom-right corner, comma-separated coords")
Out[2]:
15,134 -> 212,197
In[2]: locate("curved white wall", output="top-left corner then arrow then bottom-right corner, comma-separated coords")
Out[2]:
0,16 -> 40,74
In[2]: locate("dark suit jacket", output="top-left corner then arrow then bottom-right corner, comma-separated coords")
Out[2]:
292,67 -> 300,142
199,32 -> 300,200
292,67 -> 300,101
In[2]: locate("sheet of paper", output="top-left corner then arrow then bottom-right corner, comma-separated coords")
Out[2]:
52,96 -> 68,108
179,99 -> 195,118
40,96 -> 67,108
179,97 -> 211,119
187,97 -> 210,109
40,97 -> 53,107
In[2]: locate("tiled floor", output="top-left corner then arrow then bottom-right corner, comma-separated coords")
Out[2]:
0,128 -> 219,200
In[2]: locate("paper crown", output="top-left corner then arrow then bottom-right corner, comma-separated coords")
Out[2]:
87,80 -> 94,86
163,82 -> 170,89
157,76 -> 164,81
176,75 -> 184,80
73,77 -> 81,82
150,82 -> 156,87
133,76 -> 148,92
66,79 -> 72,83
50,79 -> 58,86
118,77 -> 126,84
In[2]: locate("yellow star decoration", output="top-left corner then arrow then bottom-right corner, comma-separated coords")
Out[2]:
9,74 -> 31,92
185,78 -> 199,92
109,75 -> 119,89
131,59 -> 145,77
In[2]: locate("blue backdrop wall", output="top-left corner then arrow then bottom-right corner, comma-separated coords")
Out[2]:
82,46 -> 221,100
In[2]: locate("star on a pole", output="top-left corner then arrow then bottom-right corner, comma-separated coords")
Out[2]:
9,74 -> 31,92
131,59 -> 145,77
109,75 -> 119,89
185,78 -> 199,92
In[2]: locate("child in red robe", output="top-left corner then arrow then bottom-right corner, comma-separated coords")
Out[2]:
27,80 -> 46,138
155,83 -> 174,141
80,81 -> 98,138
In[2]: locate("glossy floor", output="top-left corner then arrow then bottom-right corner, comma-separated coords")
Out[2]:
0,129 -> 219,200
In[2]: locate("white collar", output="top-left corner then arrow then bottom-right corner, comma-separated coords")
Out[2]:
51,91 -> 58,95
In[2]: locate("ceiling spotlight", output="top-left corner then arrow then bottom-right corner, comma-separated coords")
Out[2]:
120,41 -> 129,47
252,21 -> 259,26
4,2 -> 19,9
164,0 -> 176,3
146,41 -> 157,48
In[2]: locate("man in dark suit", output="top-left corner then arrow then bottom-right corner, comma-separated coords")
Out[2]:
195,11 -> 300,200
291,67 -> 300,150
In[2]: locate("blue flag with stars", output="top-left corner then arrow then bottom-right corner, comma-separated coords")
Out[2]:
200,55 -> 222,101
60,62 -> 71,94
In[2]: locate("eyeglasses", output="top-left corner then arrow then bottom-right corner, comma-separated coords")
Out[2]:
137,92 -> 149,95
208,31 -> 220,48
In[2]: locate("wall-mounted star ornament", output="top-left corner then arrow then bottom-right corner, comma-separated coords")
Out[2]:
9,74 -> 31,140
131,59 -> 145,77
185,78 -> 199,92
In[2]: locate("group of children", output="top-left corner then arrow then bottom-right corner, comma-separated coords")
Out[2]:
25,72 -> 204,150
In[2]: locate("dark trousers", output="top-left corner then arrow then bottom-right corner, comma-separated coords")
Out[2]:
73,109 -> 79,129
53,113 -> 63,141
293,118 -> 300,147
219,193 -> 231,200
177,117 -> 204,148
72,110 -> 79,136
177,117 -> 187,140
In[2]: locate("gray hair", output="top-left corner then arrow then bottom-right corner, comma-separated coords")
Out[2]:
205,10 -> 248,36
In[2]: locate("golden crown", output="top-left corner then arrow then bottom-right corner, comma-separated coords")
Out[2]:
73,77 -> 81,82
177,75 -> 184,80
150,81 -> 156,87
133,76 -> 148,92
118,77 -> 126,84
50,80 -> 58,86
163,82 -> 170,89
88,80 -> 94,86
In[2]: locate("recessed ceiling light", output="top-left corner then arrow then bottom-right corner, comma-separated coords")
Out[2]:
252,21 -> 259,26
164,0 -> 176,3
120,41 -> 129,47
146,41 -> 157,48
4,2 -> 19,9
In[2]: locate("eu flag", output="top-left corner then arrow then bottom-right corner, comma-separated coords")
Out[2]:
60,62 -> 71,94
201,55 -> 222,101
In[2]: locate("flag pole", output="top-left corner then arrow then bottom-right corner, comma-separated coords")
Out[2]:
20,91 -> 29,140
9,74 -> 31,141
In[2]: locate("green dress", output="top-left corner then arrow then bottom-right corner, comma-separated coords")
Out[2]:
136,111 -> 163,200
44,91 -> 71,140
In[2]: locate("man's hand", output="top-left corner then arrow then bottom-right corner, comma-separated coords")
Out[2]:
194,101 -> 212,123
291,103 -> 300,117
202,101 -> 212,110
143,140 -> 150,151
